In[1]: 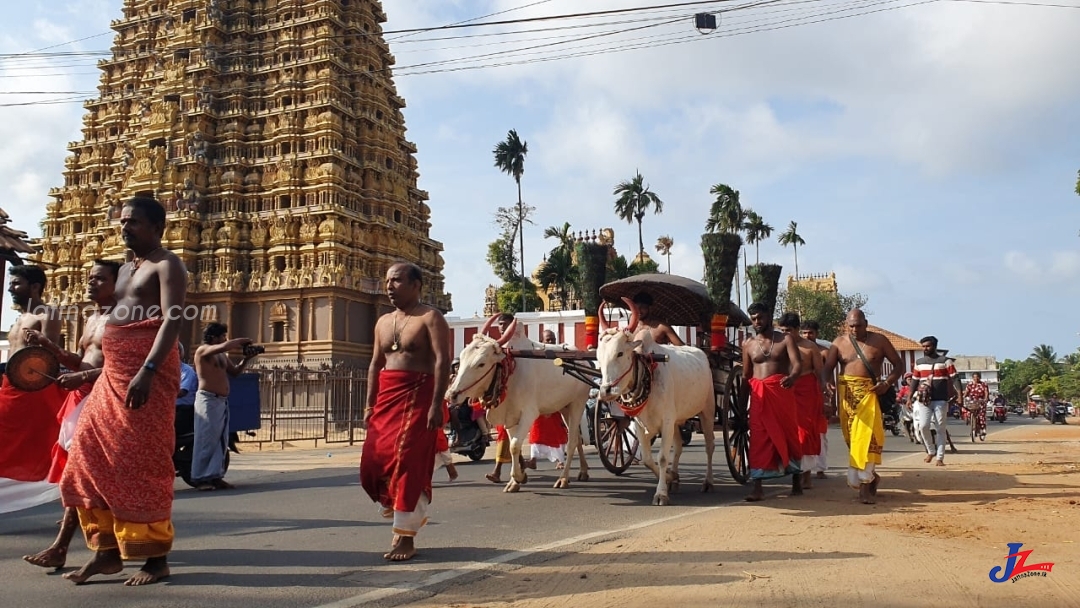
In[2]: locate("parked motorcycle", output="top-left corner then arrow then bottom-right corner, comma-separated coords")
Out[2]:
445,402 -> 491,461
993,404 -> 1008,423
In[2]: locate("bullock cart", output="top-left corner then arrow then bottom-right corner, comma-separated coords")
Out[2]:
508,274 -> 752,485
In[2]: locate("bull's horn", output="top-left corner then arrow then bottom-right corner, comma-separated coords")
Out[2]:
622,296 -> 640,333
497,317 -> 518,346
598,302 -> 611,332
479,314 -> 499,338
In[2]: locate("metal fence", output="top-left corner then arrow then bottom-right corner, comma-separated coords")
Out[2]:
239,367 -> 369,447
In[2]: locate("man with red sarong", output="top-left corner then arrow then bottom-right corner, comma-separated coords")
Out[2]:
0,265 -> 66,515
524,330 -> 569,470
60,196 -> 186,586
741,302 -> 803,502
361,262 -> 451,562
800,320 -> 834,479
824,309 -> 904,505
22,260 -> 119,570
778,312 -> 828,490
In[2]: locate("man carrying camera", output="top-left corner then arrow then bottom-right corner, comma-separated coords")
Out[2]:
192,323 -> 260,491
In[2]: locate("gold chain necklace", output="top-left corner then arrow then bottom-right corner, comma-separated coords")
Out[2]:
131,247 -> 163,276
391,303 -> 421,352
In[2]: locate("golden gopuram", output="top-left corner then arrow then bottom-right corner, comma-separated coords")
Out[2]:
33,0 -> 450,367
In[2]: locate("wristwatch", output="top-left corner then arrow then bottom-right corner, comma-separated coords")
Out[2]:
143,361 -> 158,373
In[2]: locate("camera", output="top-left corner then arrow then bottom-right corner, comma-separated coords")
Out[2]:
243,344 -> 265,357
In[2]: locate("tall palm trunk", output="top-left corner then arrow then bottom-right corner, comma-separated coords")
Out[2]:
793,243 -> 799,279
666,252 -> 671,273
636,216 -> 645,263
517,179 -> 526,312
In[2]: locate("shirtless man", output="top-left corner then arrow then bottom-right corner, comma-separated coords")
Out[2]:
60,196 -> 186,585
800,320 -> 834,479
778,312 -> 827,489
7,265 -> 61,353
191,323 -> 257,491
23,260 -> 119,570
360,262 -> 451,561
741,302 -> 802,501
823,309 -> 903,504
630,292 -> 684,346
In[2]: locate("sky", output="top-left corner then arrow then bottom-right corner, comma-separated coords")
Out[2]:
1,0 -> 1078,361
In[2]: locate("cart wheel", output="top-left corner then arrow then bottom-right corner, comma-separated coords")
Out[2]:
722,365 -> 749,485
594,401 -> 639,476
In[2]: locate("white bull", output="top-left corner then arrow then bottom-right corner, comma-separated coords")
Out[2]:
445,315 -> 590,493
595,298 -> 716,505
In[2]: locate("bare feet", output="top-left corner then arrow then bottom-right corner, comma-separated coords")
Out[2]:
555,462 -> 564,470
484,472 -> 502,484
211,478 -> 234,490
859,483 -> 876,504
935,459 -> 945,467
446,462 -> 458,482
815,471 -> 827,479
196,483 -> 215,491
125,556 -> 169,586
745,480 -> 764,502
791,473 -> 803,496
923,454 -> 934,463
23,545 -> 67,569
64,549 -> 124,584
869,473 -> 880,496
384,535 -> 417,561
801,471 -> 813,489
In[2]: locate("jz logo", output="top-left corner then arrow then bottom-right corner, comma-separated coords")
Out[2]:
988,543 -> 1054,583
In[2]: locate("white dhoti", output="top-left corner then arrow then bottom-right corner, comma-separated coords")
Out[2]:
384,494 -> 429,537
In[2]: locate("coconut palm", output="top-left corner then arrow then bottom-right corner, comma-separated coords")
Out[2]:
493,129 -> 529,311
655,235 -> 674,273
1030,344 -> 1059,369
536,247 -> 577,311
613,171 -> 664,263
705,184 -> 745,234
742,210 -> 773,265
543,222 -> 575,255
777,220 -> 806,279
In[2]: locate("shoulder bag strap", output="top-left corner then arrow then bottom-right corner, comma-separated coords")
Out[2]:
848,334 -> 877,380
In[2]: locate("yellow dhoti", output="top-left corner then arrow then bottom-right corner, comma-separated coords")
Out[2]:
837,375 -> 884,489
77,507 -> 174,559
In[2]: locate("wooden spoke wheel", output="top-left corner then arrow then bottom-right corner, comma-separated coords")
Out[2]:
594,401 -> 640,476
721,365 -> 750,485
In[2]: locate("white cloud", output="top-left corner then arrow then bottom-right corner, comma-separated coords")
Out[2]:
1004,250 -> 1080,284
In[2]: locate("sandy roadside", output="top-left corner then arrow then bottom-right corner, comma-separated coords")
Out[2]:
402,422 -> 1080,608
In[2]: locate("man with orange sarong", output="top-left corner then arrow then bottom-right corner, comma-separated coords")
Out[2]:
361,262 -> 451,562
0,265 -> 66,514
779,312 -> 828,490
22,260 -> 119,570
741,302 -> 803,502
60,196 -> 187,586
824,309 -> 904,505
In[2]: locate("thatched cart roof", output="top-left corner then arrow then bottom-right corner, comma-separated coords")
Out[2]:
599,273 -> 750,328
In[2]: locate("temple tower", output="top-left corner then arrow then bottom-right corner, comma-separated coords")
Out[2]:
34,0 -> 449,366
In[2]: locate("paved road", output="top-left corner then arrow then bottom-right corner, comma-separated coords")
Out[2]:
0,414 -> 1042,607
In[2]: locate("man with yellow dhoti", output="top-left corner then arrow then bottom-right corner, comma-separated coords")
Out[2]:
824,310 -> 904,504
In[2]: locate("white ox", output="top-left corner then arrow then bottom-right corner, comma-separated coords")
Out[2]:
445,315 -> 590,493
595,298 -> 716,505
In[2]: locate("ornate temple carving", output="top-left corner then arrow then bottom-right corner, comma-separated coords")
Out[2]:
32,0 -> 450,364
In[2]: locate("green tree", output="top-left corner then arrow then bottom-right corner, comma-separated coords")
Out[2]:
777,220 -> 806,279
705,184 -> 744,234
608,255 -> 632,281
654,235 -> 674,273
774,284 -> 868,341
742,210 -> 773,265
998,358 -> 1044,403
630,257 -> 659,275
493,129 -> 530,311
543,222 -> 575,254
1030,344 -> 1060,377
536,247 -> 577,310
1075,168 -> 1079,197
486,235 -> 518,283
613,171 -> 664,264
496,280 -> 543,314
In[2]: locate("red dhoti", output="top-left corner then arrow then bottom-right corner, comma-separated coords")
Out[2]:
360,370 -> 436,537
47,381 -> 95,483
529,412 -> 568,463
0,375 -> 66,513
748,374 -> 802,480
61,320 -> 179,559
793,374 -> 824,467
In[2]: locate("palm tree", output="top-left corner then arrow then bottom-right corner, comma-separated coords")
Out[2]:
705,184 -> 745,234
493,129 -> 529,311
1030,344 -> 1059,369
742,210 -> 773,265
655,235 -> 674,273
613,171 -> 664,263
777,220 -> 806,279
536,247 -> 577,310
543,222 -> 575,255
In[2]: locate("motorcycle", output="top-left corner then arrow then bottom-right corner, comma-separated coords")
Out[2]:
901,405 -> 916,442
993,404 -> 1008,423
445,402 -> 491,461
174,372 -> 261,487
1047,402 -> 1069,425
882,402 -> 902,437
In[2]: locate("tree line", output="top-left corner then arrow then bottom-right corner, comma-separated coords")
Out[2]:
999,344 -> 1080,403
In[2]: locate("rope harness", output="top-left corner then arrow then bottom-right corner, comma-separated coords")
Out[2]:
615,351 -> 658,417
462,348 -> 516,410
